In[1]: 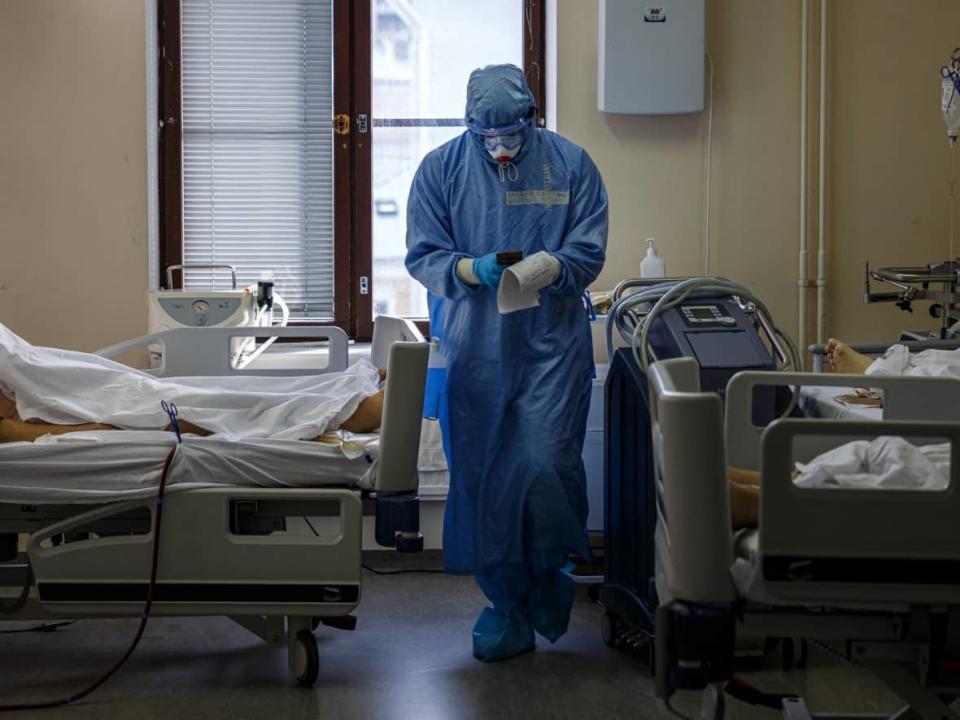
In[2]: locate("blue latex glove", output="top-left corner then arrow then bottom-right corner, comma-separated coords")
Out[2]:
473,253 -> 508,287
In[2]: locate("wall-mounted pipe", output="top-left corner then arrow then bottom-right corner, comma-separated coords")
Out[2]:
816,0 -> 829,344
798,0 -> 809,364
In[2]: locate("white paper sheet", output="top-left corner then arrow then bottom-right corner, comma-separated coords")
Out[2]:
497,251 -> 558,314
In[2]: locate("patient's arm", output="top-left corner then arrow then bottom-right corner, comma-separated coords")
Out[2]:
825,338 -> 873,374
338,389 -> 384,434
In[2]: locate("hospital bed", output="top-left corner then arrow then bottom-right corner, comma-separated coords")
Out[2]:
801,338 -> 960,421
0,317 -> 428,687
648,359 -> 960,720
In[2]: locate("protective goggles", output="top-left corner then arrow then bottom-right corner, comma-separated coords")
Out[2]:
465,116 -> 530,138
482,132 -> 525,153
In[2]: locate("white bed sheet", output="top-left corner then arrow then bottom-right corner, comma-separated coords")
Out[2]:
0,418 -> 450,505
798,385 -> 883,421
0,430 -> 379,504
794,436 -> 950,490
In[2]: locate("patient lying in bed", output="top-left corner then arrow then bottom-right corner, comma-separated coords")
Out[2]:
0,323 -> 385,443
723,338 -> 957,529
826,338 -> 960,378
728,436 -> 950,530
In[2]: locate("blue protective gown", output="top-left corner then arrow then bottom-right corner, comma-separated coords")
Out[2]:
405,66 -> 608,591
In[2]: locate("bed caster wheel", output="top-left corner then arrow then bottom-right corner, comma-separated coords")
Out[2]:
291,630 -> 319,687
587,584 -> 600,603
395,532 -> 423,553
601,610 -> 621,648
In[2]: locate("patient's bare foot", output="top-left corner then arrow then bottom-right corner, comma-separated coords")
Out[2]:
339,390 -> 385,434
825,338 -> 873,374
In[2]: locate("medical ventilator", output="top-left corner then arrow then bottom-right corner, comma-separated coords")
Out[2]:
599,277 -> 798,655
148,264 -> 290,369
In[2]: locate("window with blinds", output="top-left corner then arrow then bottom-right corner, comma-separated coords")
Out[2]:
181,0 -> 334,317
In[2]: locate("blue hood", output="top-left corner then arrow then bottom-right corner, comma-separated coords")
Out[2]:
465,64 -> 536,133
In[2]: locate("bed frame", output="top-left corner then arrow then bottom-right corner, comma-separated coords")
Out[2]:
648,358 -> 960,720
0,317 -> 428,687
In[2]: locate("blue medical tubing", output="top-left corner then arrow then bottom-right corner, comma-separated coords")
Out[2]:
583,292 -> 597,321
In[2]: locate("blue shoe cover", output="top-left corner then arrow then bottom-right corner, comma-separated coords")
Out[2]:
527,570 -> 575,643
471,607 -> 535,662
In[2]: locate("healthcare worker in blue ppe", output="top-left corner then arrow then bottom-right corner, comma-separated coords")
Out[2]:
405,64 -> 608,662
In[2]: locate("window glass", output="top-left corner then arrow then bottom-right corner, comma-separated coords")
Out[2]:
371,0 -> 523,319
181,0 -> 334,317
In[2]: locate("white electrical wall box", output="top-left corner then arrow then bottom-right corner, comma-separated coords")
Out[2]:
598,0 -> 706,114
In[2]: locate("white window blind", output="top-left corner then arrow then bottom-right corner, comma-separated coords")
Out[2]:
181,0 -> 334,317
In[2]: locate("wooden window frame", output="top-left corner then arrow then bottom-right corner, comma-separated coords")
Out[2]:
157,0 -> 546,341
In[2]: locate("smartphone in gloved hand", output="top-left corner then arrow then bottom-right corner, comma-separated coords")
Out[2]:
496,251 -> 523,267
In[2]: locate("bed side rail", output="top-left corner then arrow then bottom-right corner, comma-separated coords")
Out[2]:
374,341 -> 428,495
370,316 -> 425,370
96,326 -> 350,376
726,371 -> 960,470
648,359 -> 736,605
808,338 -> 960,372
761,419 -> 960,601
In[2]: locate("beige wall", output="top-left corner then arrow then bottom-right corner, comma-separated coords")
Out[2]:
827,0 -> 959,341
1,0 -> 958,352
0,0 -> 147,351
558,0 -> 960,345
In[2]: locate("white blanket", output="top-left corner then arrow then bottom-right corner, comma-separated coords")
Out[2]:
0,323 -> 379,440
795,436 -> 950,490
867,344 -> 960,379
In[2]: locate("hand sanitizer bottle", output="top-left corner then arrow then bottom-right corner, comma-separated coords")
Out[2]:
640,238 -> 665,278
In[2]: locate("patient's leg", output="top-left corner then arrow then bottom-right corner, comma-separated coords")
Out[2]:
729,481 -> 759,531
728,466 -> 760,488
0,418 -> 117,443
0,371 -> 387,442
825,338 -> 873,374
728,467 -> 760,530
0,405 -> 383,442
